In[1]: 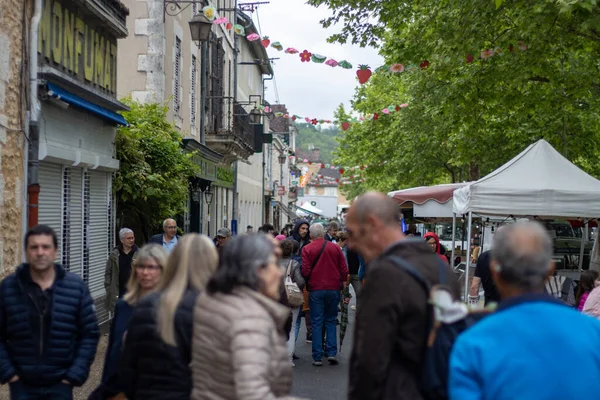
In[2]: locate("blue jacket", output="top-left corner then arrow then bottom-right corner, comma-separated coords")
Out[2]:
0,264 -> 99,386
342,246 -> 367,280
449,294 -> 600,400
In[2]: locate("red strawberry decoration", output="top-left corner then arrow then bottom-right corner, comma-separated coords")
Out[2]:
373,113 -> 379,120
321,164 -> 326,169
339,168 -> 345,174
341,122 -> 350,131
226,22 -> 233,30
420,60 -> 430,69
356,65 -> 372,84
395,105 -> 401,112
466,54 -> 474,63
261,36 -> 270,48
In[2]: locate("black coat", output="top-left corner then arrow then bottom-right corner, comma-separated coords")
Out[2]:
119,289 -> 198,400
0,264 -> 99,386
348,239 -> 460,400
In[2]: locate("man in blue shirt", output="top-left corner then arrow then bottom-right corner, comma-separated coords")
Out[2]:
449,221 -> 600,400
150,218 -> 180,253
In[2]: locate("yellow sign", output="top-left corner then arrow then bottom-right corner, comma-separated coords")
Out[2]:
300,174 -> 309,188
38,0 -> 118,96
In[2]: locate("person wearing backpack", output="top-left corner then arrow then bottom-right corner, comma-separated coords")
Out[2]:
449,221 -> 600,400
278,239 -> 305,366
345,192 -> 459,400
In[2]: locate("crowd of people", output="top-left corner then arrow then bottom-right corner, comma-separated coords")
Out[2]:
1,191 -> 600,400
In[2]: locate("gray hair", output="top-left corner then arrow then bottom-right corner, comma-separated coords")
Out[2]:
207,234 -> 275,294
491,221 -> 553,292
163,218 -> 175,227
119,228 -> 134,239
309,223 -> 325,239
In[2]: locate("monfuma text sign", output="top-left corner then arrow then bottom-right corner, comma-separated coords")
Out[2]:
38,0 -> 118,96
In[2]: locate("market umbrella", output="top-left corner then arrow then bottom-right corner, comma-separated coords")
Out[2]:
339,285 -> 351,351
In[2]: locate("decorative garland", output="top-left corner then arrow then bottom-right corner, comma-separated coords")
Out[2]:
201,5 -> 528,86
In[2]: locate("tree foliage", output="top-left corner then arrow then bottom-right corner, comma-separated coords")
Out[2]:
311,0 -> 600,198
115,99 -> 199,240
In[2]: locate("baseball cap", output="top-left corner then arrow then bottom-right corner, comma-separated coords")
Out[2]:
217,228 -> 231,238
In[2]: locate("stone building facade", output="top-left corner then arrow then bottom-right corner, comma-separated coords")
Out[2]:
0,0 -> 29,276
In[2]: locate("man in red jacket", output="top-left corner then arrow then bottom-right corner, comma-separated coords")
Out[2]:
301,223 -> 349,366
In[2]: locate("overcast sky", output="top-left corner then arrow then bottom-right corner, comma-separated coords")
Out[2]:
250,0 -> 383,121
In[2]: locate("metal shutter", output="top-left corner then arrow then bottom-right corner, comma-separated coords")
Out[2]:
69,168 -> 83,276
88,170 -> 109,299
38,163 -> 63,261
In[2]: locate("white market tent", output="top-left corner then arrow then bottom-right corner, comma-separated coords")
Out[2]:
452,139 -> 600,300
453,139 -> 600,218
295,202 -> 324,217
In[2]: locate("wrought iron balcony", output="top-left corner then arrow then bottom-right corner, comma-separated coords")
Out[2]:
204,98 -> 256,163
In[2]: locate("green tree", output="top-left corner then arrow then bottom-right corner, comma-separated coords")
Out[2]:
115,99 -> 199,241
311,0 -> 600,198
295,122 -> 340,163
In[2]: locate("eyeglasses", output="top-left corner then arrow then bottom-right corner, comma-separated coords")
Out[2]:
166,226 -> 177,229
136,264 -> 161,271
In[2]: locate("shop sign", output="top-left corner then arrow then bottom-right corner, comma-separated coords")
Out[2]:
277,185 -> 286,196
39,0 -> 119,96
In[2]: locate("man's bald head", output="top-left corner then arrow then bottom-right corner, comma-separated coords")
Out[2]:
350,192 -> 401,228
492,220 -> 553,292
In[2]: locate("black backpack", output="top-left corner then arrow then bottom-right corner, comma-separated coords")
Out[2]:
387,255 -> 492,400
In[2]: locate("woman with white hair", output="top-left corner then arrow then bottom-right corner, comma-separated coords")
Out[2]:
104,227 -> 138,314
119,234 -> 218,399
92,243 -> 168,400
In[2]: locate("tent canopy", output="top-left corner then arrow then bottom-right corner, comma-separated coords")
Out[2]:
388,183 -> 470,218
295,202 -> 323,217
453,139 -> 600,218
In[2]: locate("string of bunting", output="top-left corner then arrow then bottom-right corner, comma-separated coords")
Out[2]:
259,104 -> 409,131
200,5 -> 528,86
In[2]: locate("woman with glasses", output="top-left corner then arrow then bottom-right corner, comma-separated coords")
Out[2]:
118,234 -> 218,399
91,243 -> 168,400
191,234 -> 301,400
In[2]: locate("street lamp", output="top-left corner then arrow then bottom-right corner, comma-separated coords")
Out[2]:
250,107 -> 263,124
278,154 -> 287,165
204,185 -> 213,236
188,13 -> 213,42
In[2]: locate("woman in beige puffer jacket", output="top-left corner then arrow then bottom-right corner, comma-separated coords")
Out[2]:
191,234 -> 303,400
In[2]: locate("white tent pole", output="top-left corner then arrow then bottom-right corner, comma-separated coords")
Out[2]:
579,221 -> 588,270
464,211 -> 473,302
451,213 -> 457,267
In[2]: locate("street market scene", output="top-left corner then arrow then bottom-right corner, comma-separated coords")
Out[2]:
1,0 -> 600,399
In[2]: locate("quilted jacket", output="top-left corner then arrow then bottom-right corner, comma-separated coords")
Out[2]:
0,263 -> 99,386
191,287 -> 298,400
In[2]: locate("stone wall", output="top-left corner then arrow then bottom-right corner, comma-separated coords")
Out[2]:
0,0 -> 28,277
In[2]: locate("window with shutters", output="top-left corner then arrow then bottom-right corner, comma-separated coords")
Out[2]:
174,36 -> 182,115
61,167 -> 71,270
191,55 -> 197,127
209,33 -> 225,132
324,187 -> 338,196
82,170 -> 90,284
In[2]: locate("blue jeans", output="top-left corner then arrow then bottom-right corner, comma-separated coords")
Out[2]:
309,290 -> 340,361
9,380 -> 73,400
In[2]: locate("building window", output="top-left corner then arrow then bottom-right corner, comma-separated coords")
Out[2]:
82,170 -> 90,284
324,187 -> 338,196
61,167 -> 71,270
191,55 -> 197,127
174,36 -> 182,115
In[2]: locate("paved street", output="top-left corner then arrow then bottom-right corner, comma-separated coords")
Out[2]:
0,297 -> 356,400
291,300 -> 355,400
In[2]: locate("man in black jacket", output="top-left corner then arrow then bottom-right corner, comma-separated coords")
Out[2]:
150,218 -> 180,253
0,225 -> 99,399
345,193 -> 459,400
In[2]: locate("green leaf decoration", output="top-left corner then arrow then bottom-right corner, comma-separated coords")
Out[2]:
311,54 -> 327,63
338,60 -> 353,69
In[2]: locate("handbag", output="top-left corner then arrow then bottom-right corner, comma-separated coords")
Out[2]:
284,260 -> 304,307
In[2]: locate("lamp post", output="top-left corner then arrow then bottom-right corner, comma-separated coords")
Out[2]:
278,152 -> 286,224
204,185 -> 213,237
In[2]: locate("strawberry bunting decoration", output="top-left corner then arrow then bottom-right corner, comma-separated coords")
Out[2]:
202,5 -> 528,85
